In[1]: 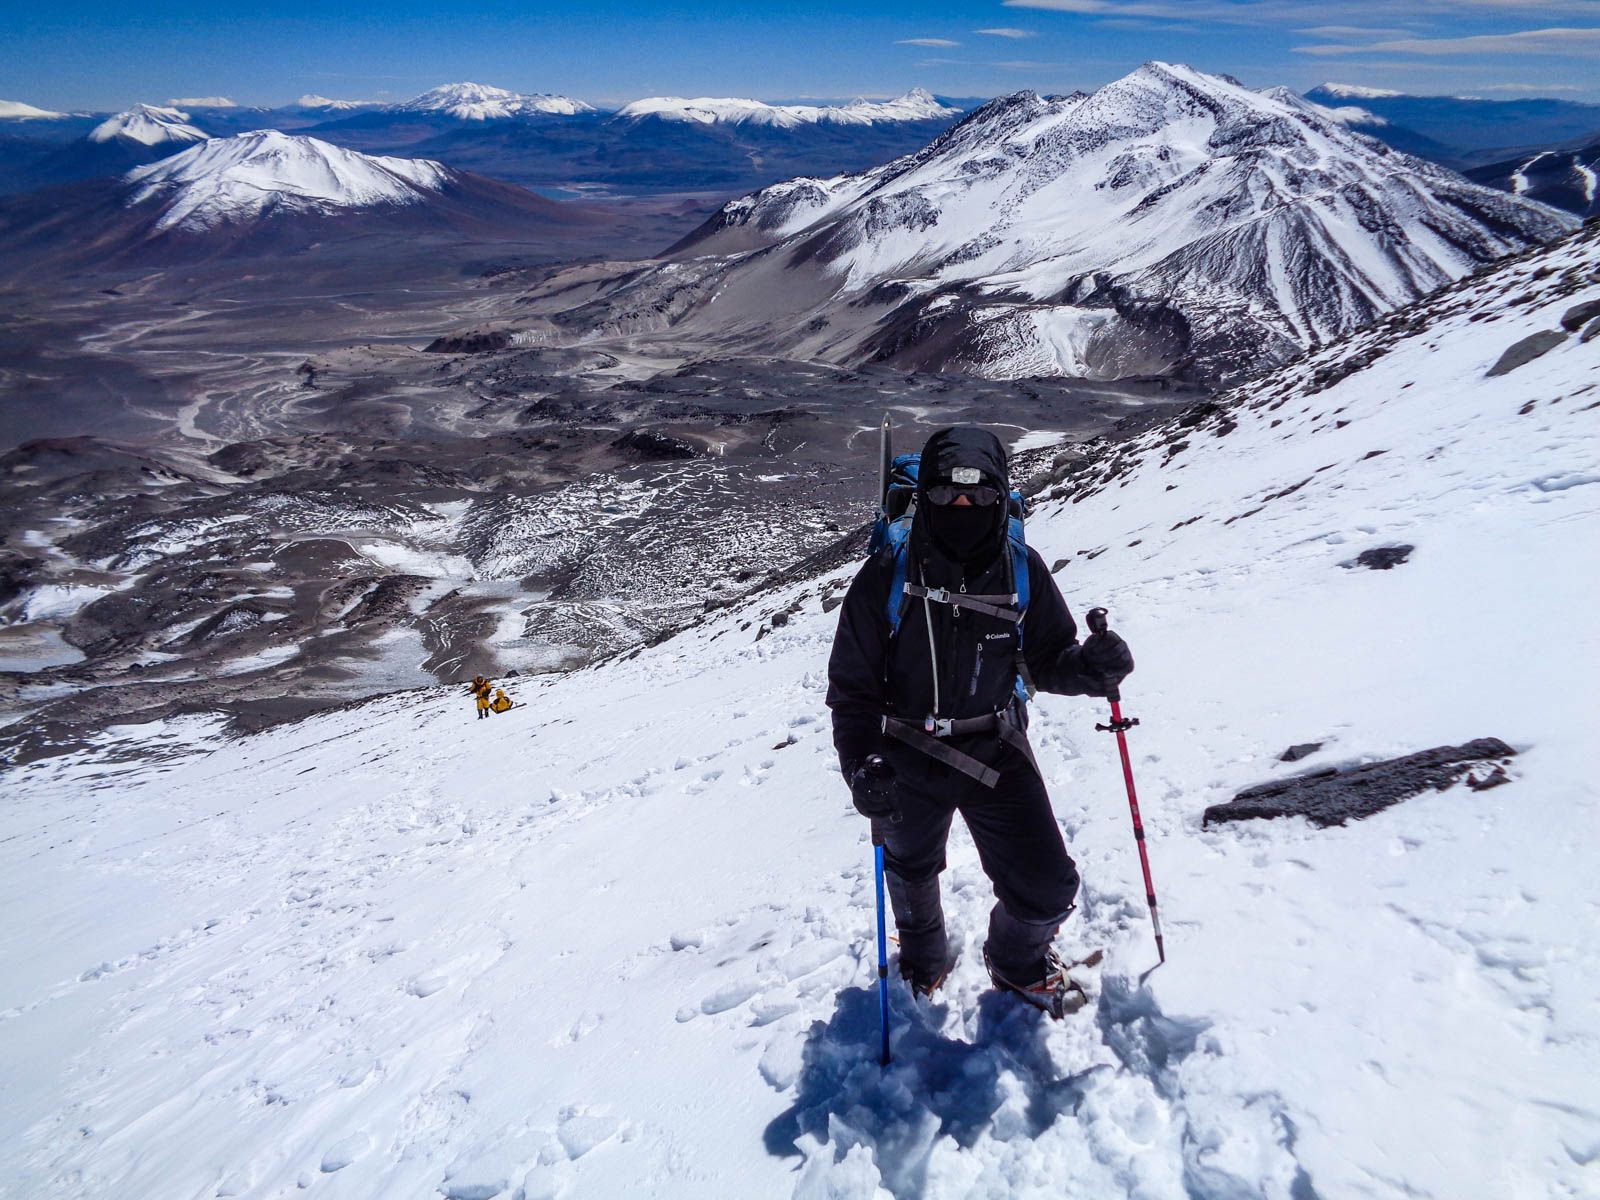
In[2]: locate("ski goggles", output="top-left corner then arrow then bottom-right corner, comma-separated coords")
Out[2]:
926,484 -> 1002,507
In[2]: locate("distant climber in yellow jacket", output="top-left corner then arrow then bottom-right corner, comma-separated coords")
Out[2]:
469,675 -> 492,719
491,688 -> 513,714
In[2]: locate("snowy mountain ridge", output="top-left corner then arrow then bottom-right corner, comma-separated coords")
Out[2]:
1312,82 -> 1403,100
123,131 -> 451,231
5,212 -> 1596,1199
87,104 -> 208,147
0,100 -> 68,120
634,61 -> 1573,383
391,82 -> 596,119
615,89 -> 961,128
295,95 -> 383,111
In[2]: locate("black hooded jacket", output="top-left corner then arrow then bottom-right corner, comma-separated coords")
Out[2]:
826,427 -> 1111,779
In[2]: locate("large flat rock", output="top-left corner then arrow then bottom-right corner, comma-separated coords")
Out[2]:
1203,738 -> 1517,829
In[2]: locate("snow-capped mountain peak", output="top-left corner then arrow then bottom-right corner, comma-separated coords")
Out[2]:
88,104 -> 208,147
0,99 -> 68,120
391,82 -> 595,119
294,94 -> 382,111
650,61 -> 1573,385
123,131 -> 453,232
1314,82 -> 1404,100
614,89 -> 962,128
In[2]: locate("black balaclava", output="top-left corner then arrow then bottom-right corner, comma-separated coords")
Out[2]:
914,426 -> 1009,568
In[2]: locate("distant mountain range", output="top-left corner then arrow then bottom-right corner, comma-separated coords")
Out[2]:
0,131 -> 608,274
1304,83 -> 1600,168
0,83 -> 972,197
612,89 -> 960,128
5,76 -> 1597,218
512,63 -> 1574,385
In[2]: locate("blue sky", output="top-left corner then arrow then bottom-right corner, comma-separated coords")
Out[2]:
3,0 -> 1598,111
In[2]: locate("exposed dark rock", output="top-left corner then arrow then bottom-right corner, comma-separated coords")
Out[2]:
1485,330 -> 1567,377
1559,299 -> 1600,332
1349,545 -> 1413,570
340,575 -> 432,628
611,429 -> 698,460
1582,317 -> 1600,344
0,552 -> 46,608
424,330 -> 513,354
1279,742 -> 1323,762
1203,738 -> 1517,828
209,442 -> 271,477
1466,765 -> 1510,791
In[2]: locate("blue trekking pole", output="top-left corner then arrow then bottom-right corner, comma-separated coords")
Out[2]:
871,413 -> 894,1067
872,825 -> 892,1066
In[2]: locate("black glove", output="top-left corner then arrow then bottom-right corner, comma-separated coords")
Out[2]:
848,754 -> 899,822
1080,630 -> 1134,686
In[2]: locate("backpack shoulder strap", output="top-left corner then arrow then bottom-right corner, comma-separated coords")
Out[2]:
884,517 -> 915,634
1008,515 -> 1035,702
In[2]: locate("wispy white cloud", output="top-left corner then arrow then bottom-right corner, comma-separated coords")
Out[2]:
1005,0 -> 1600,21
1298,25 -> 1418,39
974,27 -> 1038,37
1003,0 -> 1189,14
1297,26 -> 1600,56
896,37 -> 962,47
1478,81 -> 1594,91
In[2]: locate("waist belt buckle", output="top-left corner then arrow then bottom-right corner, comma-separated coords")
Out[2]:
929,717 -> 954,737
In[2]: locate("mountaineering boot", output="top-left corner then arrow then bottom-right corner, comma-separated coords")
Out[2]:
885,870 -> 949,997
984,947 -> 1089,1019
899,957 -> 952,998
983,900 -> 1086,1017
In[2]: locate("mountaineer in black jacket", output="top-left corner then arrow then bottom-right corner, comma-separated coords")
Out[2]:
825,426 -> 1133,1017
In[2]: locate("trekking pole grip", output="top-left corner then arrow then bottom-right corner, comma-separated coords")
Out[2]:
1085,607 -> 1120,703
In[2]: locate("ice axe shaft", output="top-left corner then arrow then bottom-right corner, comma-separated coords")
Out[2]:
1086,607 -> 1166,964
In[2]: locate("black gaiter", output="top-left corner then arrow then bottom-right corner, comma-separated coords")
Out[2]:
928,503 -> 1000,565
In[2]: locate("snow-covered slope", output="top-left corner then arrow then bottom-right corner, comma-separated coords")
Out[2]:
0,100 -> 68,120
392,83 -> 595,119
4,218 -> 1596,1196
615,89 -> 961,128
656,62 -> 1573,384
124,131 -> 451,231
1470,142 -> 1600,219
87,104 -> 208,147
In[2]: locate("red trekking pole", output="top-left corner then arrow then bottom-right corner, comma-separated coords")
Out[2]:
1087,608 -> 1166,964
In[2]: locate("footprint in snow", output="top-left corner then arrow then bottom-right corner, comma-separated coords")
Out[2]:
320,1132 -> 372,1173
684,768 -> 723,795
405,974 -> 448,998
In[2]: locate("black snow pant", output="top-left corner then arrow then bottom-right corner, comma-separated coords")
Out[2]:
878,735 -> 1079,985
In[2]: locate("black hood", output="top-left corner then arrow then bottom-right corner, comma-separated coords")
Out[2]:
911,426 -> 1011,570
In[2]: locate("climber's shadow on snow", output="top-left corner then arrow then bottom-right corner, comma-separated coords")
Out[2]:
764,984 -> 1101,1188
